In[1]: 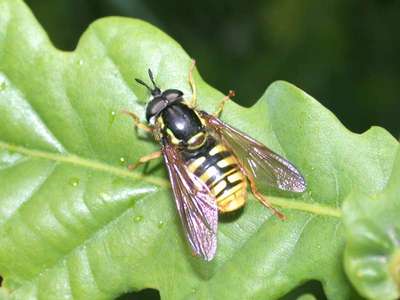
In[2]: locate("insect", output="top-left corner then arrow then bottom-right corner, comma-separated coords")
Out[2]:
124,62 -> 306,261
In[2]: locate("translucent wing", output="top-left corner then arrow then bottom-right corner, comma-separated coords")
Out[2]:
201,112 -> 306,193
162,141 -> 218,261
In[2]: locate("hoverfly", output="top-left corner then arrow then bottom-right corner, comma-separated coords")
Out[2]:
124,62 -> 306,261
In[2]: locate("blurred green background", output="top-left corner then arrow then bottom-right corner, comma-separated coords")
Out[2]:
25,0 -> 399,138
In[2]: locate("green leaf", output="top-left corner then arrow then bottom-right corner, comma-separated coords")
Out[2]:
343,150 -> 400,300
0,0 -> 398,299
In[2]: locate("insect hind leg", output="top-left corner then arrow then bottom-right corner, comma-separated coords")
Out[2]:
250,184 -> 286,220
239,164 -> 286,220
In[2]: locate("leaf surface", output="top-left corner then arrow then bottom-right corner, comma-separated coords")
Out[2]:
0,1 -> 398,299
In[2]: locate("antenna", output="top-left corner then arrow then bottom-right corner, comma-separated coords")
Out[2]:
134,78 -> 152,91
134,69 -> 161,96
148,69 -> 157,88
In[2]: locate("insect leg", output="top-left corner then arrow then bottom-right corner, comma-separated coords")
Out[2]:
188,59 -> 197,107
121,110 -> 153,132
239,164 -> 286,220
213,90 -> 235,118
128,151 -> 162,171
250,181 -> 286,220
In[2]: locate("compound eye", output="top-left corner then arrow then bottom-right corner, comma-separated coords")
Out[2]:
146,98 -> 167,121
163,89 -> 183,103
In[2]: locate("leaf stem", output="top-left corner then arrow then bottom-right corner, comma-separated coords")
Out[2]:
268,197 -> 342,218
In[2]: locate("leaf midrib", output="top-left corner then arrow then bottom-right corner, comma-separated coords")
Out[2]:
0,140 -> 342,218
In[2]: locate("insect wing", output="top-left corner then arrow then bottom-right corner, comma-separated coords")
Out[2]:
162,142 -> 218,261
202,112 -> 306,193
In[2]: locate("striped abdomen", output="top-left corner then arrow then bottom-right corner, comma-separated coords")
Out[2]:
183,136 -> 247,212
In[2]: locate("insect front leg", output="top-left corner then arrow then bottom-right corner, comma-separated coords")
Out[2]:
188,59 -> 197,108
213,90 -> 235,118
128,151 -> 162,171
121,110 -> 153,132
239,164 -> 286,220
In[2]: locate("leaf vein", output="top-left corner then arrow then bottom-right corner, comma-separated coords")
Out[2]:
0,141 -> 342,218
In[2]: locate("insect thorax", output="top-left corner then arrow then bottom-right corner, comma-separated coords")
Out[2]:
157,102 -> 207,149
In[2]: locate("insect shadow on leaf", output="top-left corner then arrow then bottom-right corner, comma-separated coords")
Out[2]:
219,206 -> 245,223
142,159 -> 164,175
115,288 -> 160,300
278,280 -> 327,300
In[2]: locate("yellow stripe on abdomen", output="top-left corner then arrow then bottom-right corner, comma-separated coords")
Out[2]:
184,141 -> 247,213
217,185 -> 247,212
187,156 -> 206,173
215,170 -> 247,213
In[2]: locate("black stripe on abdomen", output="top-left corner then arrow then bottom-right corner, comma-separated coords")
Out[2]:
185,141 -> 243,196
193,151 -> 231,177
